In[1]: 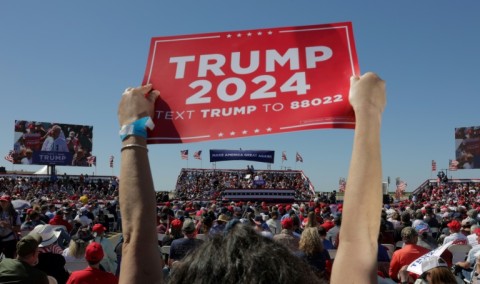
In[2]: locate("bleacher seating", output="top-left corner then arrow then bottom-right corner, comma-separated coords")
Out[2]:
173,168 -> 315,201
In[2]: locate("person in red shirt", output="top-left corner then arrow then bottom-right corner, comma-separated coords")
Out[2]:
67,242 -> 118,284
389,227 -> 430,283
321,215 -> 335,232
49,210 -> 73,233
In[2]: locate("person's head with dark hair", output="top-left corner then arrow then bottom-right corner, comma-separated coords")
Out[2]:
305,211 -> 318,228
333,214 -> 342,227
291,214 -> 301,230
381,210 -> 387,221
317,226 -> 327,237
414,211 -> 423,220
270,210 -> 278,220
168,224 -> 325,283
202,214 -> 213,227
401,212 -> 411,224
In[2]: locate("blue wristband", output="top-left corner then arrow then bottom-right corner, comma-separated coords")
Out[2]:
119,117 -> 155,141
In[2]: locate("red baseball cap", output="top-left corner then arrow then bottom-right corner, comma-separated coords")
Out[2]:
447,220 -> 461,231
281,217 -> 293,229
474,228 -> 480,236
92,224 -> 106,234
85,242 -> 104,262
171,219 -> 182,230
0,195 -> 11,202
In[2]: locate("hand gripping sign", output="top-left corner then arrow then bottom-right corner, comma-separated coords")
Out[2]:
143,22 -> 359,144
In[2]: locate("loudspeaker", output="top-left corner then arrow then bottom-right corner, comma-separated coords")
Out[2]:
383,194 -> 390,205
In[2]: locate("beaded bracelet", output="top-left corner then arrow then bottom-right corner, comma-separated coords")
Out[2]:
119,117 -> 155,141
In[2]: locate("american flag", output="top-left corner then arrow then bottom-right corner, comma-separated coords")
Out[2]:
87,156 -> 96,166
395,177 -> 407,200
449,159 -> 459,171
339,177 -> 346,192
282,151 -> 287,161
4,150 -> 15,163
181,150 -> 188,160
396,178 -> 407,192
193,150 -> 202,160
109,155 -> 114,168
296,152 -> 303,163
431,160 -> 437,172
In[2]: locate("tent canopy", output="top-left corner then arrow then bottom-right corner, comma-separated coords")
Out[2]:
34,165 -> 64,175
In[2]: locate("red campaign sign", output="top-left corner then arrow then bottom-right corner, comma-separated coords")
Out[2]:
143,22 -> 359,144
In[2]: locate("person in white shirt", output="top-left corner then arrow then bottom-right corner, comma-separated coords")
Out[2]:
41,125 -> 68,152
444,219 -> 468,245
266,211 -> 282,235
20,149 -> 33,164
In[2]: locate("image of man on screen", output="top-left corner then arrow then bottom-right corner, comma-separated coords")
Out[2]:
41,125 -> 69,152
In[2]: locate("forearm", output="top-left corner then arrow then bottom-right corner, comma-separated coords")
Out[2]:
332,73 -> 386,284
344,111 -> 383,240
119,136 -> 163,284
457,260 -> 471,269
333,113 -> 383,282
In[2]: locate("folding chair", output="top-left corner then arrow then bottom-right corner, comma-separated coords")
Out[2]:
448,244 -> 472,264
327,249 -> 337,260
382,243 -> 395,259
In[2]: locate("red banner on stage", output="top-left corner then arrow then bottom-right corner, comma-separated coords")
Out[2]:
143,22 -> 359,144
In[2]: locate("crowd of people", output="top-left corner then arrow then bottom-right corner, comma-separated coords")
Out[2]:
174,168 -> 315,201
4,72 -> 474,283
158,179 -> 480,283
0,164 -> 126,282
0,189 -> 121,283
0,174 -> 119,203
4,176 -> 480,283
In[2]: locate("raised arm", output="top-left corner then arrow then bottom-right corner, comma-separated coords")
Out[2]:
117,84 -> 164,284
331,72 -> 386,284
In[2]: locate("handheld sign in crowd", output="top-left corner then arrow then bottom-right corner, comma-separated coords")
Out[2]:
406,241 -> 453,275
143,22 -> 359,144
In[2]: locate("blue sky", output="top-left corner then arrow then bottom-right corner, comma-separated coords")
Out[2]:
1,1 -> 479,193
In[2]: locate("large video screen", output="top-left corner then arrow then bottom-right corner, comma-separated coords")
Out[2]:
455,126 -> 480,169
13,120 -> 93,166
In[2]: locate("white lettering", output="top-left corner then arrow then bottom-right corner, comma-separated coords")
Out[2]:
171,46 -> 331,79
306,46 -> 332,68
200,105 -> 256,118
198,54 -> 226,77
266,48 -> 299,72
231,51 -> 260,74
169,56 -> 195,79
